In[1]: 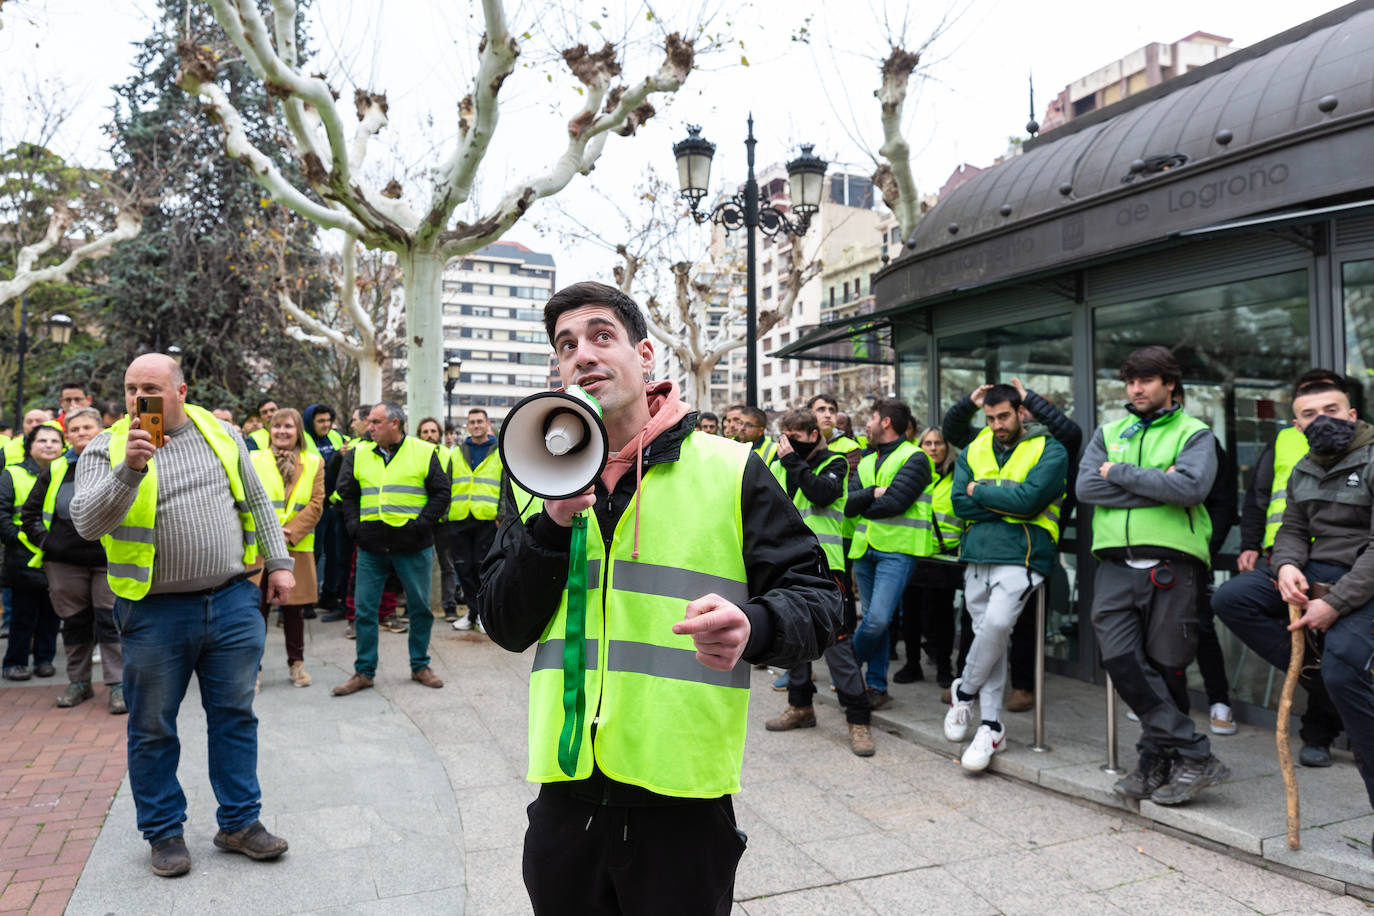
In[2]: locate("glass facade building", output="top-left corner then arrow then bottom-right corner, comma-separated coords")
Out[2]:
781,4 -> 1374,725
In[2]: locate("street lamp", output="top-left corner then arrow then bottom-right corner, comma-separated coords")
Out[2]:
444,355 -> 463,430
672,117 -> 827,407
45,314 -> 75,347
166,344 -> 184,366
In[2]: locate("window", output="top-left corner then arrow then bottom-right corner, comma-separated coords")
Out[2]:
763,363 -> 773,377
781,331 -> 790,345
842,281 -> 850,302
829,287 -> 835,309
1095,269 -> 1310,711
780,385 -> 791,402
762,286 -> 772,300
1343,259 -> 1374,417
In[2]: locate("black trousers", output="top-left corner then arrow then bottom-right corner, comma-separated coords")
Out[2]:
452,519 -> 497,614
523,786 -> 745,916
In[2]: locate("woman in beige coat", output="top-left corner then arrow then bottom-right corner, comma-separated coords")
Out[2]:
249,408 -> 324,687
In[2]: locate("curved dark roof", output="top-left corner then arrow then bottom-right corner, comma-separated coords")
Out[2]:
904,4 -> 1374,259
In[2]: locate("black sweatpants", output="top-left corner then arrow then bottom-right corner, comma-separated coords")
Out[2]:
523,786 -> 745,916
453,518 -> 497,616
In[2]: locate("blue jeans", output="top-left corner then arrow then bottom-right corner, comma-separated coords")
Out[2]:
354,547 -> 435,678
115,578 -> 265,843
852,550 -> 916,691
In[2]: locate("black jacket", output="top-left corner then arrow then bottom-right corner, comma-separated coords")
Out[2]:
0,458 -> 47,589
337,438 -> 451,554
479,413 -> 840,670
20,451 -> 106,568
1204,439 -> 1238,557
777,444 -> 847,507
844,437 -> 932,519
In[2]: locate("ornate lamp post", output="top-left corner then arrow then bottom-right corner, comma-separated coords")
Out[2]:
13,303 -> 80,423
166,344 -> 184,366
444,355 -> 463,430
672,117 -> 827,406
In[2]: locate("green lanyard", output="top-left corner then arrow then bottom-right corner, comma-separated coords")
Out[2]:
557,513 -> 589,777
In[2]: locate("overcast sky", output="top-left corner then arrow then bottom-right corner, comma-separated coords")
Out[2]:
0,0 -> 1348,285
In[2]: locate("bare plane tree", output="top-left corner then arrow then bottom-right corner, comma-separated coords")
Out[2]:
178,0 -> 698,424
0,196 -> 143,307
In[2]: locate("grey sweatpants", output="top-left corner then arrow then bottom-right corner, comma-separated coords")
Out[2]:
959,563 -> 1043,724
1091,558 -> 1210,761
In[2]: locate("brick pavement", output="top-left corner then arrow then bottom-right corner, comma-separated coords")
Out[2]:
0,685 -> 126,915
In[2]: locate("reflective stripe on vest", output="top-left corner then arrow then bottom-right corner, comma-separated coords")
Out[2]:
1091,410 -> 1213,566
523,431 -> 751,798
450,443 -> 502,521
849,441 -> 933,559
102,405 -> 259,599
7,464 -> 40,567
1264,426 -> 1308,550
25,455 -> 71,569
753,436 -> 778,467
353,437 -> 435,526
965,427 -> 1061,544
250,449 -> 321,552
928,470 -> 964,557
772,451 -> 847,572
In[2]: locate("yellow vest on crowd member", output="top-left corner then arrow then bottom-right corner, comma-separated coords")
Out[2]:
964,426 -> 1062,544
23,454 -> 70,568
249,428 -> 270,450
352,436 -> 435,527
753,435 -> 778,467
450,441 -> 502,522
303,428 -> 345,457
928,470 -> 964,558
849,440 -> 933,560
2,436 -> 25,468
7,462 -> 41,567
103,405 -> 259,600
523,432 -> 752,798
1264,426 -> 1308,551
250,449 -> 322,553
828,435 -> 860,541
772,451 -> 847,572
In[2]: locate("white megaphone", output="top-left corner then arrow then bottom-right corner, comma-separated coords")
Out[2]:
499,385 -> 609,500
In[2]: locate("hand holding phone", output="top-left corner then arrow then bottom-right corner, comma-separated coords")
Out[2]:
137,397 -> 165,449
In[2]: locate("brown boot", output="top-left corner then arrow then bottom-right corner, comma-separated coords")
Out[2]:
411,666 -> 444,689
332,673 -> 374,696
213,820 -> 288,860
289,660 -> 311,688
849,723 -> 876,757
1006,688 -> 1034,713
765,705 -> 816,731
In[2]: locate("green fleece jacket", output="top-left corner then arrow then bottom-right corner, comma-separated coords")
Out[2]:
951,423 -> 1067,578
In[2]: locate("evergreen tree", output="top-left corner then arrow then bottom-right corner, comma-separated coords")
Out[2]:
85,0 -> 332,416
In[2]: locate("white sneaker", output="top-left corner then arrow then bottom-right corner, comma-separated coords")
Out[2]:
452,615 -> 475,631
961,723 -> 1006,772
1210,702 -> 1238,735
944,678 -> 975,742
475,619 -> 485,635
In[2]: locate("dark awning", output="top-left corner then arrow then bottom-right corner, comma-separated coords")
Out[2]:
1178,197 -> 1374,238
770,314 -> 896,363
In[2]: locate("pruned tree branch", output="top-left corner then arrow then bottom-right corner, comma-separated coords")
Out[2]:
0,203 -> 143,307
875,46 -> 921,241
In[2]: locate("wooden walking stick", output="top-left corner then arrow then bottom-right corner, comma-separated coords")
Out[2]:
1277,600 -> 1308,850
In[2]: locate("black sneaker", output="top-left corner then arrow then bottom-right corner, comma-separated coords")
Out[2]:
302,607 -> 317,620
1113,752 -> 1171,800
319,608 -> 346,622
1150,755 -> 1230,806
892,664 -> 924,684
866,688 -> 893,710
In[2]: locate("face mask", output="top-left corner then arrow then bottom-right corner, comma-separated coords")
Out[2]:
786,436 -> 813,456
1304,414 -> 1357,454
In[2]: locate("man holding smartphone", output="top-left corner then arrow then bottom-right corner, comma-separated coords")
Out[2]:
72,354 -> 296,878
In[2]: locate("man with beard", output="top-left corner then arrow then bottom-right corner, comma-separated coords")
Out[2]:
1078,346 -> 1227,805
943,384 -> 1066,771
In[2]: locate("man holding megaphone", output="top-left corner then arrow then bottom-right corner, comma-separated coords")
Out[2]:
480,281 -> 841,916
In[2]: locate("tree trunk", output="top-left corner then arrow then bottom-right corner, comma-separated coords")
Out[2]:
358,348 -> 383,405
691,367 -> 710,415
398,246 -> 445,431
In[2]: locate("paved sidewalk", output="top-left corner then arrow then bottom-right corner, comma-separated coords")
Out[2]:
0,672 -> 126,915
38,616 -> 1373,914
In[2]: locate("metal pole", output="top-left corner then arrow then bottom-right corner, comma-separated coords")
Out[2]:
1101,672 -> 1125,774
742,114 -> 759,408
14,293 -> 28,428
1030,584 -> 1050,752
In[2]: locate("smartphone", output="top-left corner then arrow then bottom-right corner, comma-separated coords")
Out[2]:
137,396 -> 164,448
